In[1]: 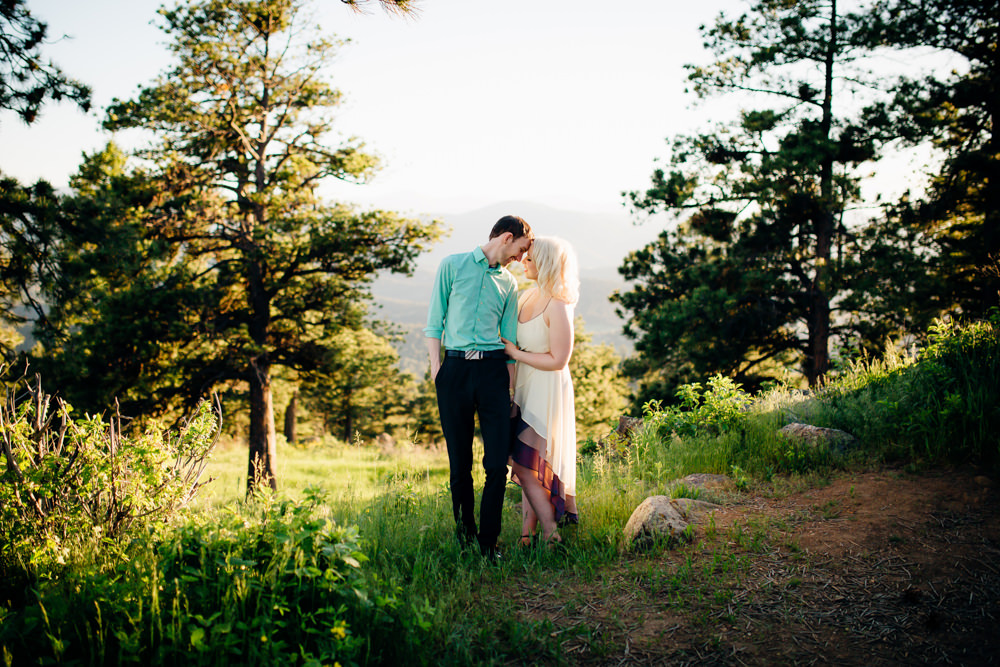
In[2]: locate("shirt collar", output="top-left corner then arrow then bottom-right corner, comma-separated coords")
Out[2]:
473,246 -> 502,273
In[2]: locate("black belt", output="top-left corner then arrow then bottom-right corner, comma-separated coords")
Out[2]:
445,349 -> 508,360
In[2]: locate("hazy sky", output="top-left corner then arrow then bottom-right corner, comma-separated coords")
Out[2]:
0,0 -> 753,217
1,0 -> 946,227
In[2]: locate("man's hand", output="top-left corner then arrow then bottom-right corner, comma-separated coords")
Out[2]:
425,337 -> 442,381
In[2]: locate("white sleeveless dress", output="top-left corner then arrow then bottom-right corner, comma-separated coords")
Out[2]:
511,292 -> 578,522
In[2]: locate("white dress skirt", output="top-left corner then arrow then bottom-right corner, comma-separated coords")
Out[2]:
510,297 -> 579,523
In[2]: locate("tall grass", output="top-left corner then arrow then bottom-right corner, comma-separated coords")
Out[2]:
801,317 -> 1000,468
2,317 -> 997,665
611,316 -> 1000,482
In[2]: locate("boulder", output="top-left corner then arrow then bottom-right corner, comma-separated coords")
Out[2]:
623,496 -> 720,548
778,422 -> 859,455
670,497 -> 722,521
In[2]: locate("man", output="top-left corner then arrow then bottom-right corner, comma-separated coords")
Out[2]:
424,215 -> 533,558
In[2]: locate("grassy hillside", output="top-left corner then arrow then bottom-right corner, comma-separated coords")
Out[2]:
2,317 -> 996,665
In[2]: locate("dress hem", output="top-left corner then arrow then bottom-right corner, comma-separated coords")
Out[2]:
510,408 -> 576,522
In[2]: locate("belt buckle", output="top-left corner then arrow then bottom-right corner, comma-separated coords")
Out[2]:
464,350 -> 483,360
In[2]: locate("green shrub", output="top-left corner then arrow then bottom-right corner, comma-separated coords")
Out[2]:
605,316 -> 1000,490
807,316 -> 1000,468
0,373 -> 219,574
643,374 -> 752,441
0,488 -> 436,666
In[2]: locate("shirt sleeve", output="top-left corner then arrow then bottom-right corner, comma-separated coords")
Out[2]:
498,280 -> 519,352
424,259 -> 452,339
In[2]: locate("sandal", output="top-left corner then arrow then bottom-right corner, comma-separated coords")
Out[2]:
517,534 -> 535,547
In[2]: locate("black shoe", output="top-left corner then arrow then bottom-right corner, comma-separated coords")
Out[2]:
456,524 -> 477,549
480,543 -> 503,564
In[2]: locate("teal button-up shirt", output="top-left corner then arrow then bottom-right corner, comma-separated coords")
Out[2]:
424,246 -> 519,353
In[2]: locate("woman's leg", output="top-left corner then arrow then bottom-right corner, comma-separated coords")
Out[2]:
512,461 -> 558,541
521,492 -> 538,542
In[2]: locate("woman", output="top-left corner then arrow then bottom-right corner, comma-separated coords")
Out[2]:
502,236 -> 580,545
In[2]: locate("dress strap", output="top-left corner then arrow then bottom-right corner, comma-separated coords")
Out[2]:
518,288 -> 553,323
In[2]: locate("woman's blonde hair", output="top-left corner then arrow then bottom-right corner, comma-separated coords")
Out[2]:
531,236 -> 580,305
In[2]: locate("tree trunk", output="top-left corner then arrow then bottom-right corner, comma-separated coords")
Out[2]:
806,0 -> 839,386
284,392 -> 297,445
981,69 -> 1000,313
246,245 -> 277,494
246,75 -> 276,496
247,358 -> 278,494
342,388 -> 353,443
806,293 -> 831,387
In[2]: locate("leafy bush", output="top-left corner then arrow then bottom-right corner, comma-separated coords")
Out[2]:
642,374 -> 752,441
0,372 -> 219,573
595,315 -> 999,497
806,316 -> 1000,468
0,488 -> 437,666
622,316 -> 1000,485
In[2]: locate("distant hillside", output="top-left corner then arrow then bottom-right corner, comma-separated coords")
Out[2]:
408,201 -> 663,273
371,201 -> 661,375
372,267 -> 632,376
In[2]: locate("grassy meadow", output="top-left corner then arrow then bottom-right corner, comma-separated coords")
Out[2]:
1,317 -> 998,665
195,439 -> 452,510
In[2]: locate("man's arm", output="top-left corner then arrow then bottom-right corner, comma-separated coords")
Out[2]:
498,283 -> 519,348
426,336 -> 443,381
500,282 -> 520,393
424,259 -> 452,381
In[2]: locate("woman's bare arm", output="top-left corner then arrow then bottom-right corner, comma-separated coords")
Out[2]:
502,300 -> 574,371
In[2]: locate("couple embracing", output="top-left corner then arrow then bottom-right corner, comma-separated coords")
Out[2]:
424,215 -> 579,560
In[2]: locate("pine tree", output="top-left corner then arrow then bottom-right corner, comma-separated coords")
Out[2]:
864,0 -> 999,317
0,0 -> 90,124
617,0 -> 923,402
64,0 -> 440,492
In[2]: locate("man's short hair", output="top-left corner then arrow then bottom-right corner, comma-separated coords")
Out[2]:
489,215 -> 533,241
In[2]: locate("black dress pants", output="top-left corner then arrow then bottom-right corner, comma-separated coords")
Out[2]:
435,356 -> 510,551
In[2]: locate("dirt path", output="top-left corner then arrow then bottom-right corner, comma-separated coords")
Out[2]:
506,468 -> 1000,666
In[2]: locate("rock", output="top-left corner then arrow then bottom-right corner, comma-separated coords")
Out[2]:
624,496 -> 687,547
679,473 -> 735,494
778,422 -> 859,455
623,496 -> 720,548
670,497 -> 722,521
